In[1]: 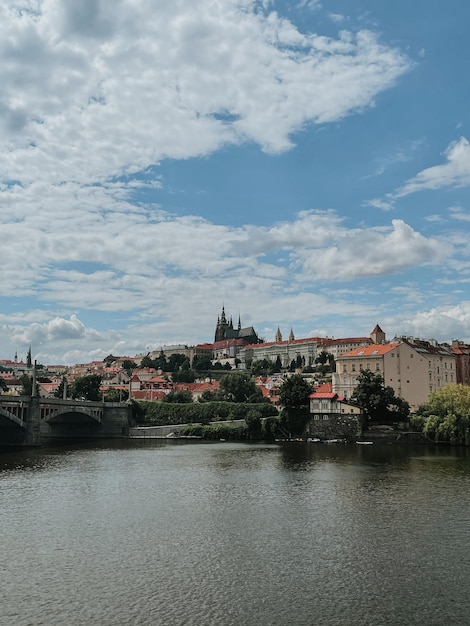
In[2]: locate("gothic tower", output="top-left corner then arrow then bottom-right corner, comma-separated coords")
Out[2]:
370,324 -> 386,345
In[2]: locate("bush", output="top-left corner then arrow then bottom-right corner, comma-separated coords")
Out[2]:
178,423 -> 249,440
131,400 -> 278,426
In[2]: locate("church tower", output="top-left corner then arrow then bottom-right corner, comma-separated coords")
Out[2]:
370,324 -> 386,345
289,328 -> 295,341
275,326 -> 283,343
215,305 -> 231,342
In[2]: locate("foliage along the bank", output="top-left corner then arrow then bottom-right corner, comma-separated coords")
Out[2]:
350,370 -> 410,422
131,399 -> 278,426
178,414 -> 280,441
413,384 -> 470,445
278,374 -> 313,436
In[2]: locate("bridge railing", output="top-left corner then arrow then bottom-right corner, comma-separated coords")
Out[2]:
0,395 -> 29,423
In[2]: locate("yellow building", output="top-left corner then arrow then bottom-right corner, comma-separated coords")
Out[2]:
333,331 -> 457,411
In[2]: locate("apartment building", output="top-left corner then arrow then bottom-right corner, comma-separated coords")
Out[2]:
333,335 -> 457,411
241,334 -> 371,370
451,340 -> 470,385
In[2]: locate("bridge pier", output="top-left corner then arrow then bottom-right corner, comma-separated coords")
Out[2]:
24,396 -> 41,447
0,396 -> 132,447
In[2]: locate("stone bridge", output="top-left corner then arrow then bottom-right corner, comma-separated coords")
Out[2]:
0,395 -> 132,447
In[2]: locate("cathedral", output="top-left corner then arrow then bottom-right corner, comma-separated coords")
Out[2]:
214,306 -> 259,345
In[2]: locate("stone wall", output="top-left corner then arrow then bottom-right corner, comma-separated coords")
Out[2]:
306,414 -> 362,440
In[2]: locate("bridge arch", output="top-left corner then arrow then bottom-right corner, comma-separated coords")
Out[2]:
44,406 -> 103,424
0,406 -> 26,429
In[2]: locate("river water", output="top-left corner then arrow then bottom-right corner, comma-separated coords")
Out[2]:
0,440 -> 469,626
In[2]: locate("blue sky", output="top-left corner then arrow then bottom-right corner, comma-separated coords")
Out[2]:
1,0 -> 469,365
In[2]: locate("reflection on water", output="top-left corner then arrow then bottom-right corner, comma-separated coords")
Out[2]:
0,440 -> 469,626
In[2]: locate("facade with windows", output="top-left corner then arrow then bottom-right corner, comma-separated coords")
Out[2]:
241,335 -> 371,370
333,336 -> 457,411
308,391 -> 363,439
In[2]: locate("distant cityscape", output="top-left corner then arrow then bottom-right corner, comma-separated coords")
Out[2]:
1,306 -> 469,412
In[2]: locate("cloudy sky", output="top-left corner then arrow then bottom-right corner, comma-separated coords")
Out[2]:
1,0 -> 469,365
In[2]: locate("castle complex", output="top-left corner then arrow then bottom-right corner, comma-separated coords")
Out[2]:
2,308 -> 469,412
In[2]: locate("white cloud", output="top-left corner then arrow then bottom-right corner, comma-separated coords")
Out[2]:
0,0 -> 409,185
396,137 -> 470,197
2,2 -> 464,364
291,217 -> 448,280
11,315 -> 86,345
449,206 -> 470,222
398,302 -> 470,342
366,197 -> 395,211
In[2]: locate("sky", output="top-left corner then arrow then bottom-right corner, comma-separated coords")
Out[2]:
1,0 -> 469,366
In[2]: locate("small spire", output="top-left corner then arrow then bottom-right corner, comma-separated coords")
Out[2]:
289,328 -> 295,341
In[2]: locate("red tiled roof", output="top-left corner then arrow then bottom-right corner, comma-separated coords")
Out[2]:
213,338 -> 247,349
309,392 -> 338,399
315,381 -> 333,393
340,343 -> 400,358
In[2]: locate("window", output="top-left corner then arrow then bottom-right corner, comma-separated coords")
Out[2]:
359,364 -> 363,371
375,362 -> 380,371
352,364 -> 356,372
314,415 -> 320,421
343,364 -> 347,373
322,415 -> 329,420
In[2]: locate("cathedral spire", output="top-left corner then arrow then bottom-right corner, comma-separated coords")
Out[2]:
275,326 -> 282,343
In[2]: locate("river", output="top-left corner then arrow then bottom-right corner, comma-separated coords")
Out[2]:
0,440 -> 469,626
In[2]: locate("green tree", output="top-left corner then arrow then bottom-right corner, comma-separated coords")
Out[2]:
168,353 -> 187,372
172,369 -> 197,383
192,355 -> 213,371
199,389 -> 220,402
54,376 -> 68,399
103,354 -> 117,366
140,354 -> 155,368
71,374 -> 102,401
219,371 -> 260,403
251,358 -> 275,376
418,384 -> 470,444
245,409 -> 262,439
155,350 -> 168,371
315,350 -> 329,366
279,374 -> 312,436
350,370 -> 409,422
121,359 -> 137,373
20,373 -> 33,396
162,390 -> 193,403
104,388 -> 129,402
